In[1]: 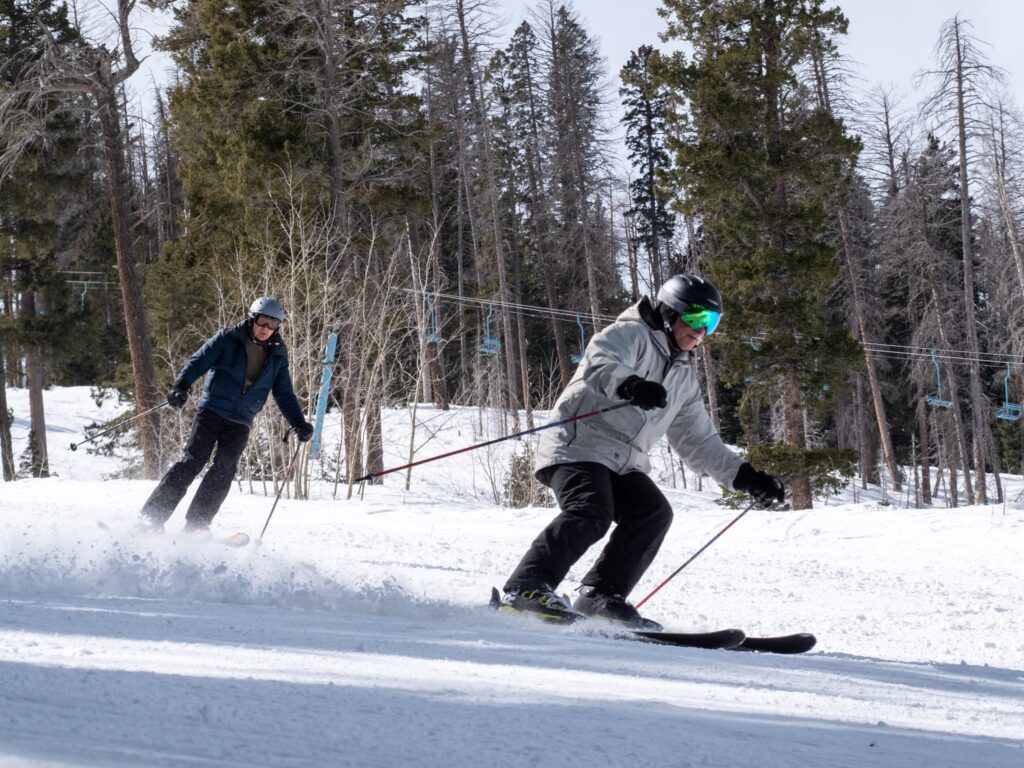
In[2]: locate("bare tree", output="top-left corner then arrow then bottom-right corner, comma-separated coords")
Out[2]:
919,15 -> 1006,503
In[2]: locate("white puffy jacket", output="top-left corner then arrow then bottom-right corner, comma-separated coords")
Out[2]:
535,299 -> 743,488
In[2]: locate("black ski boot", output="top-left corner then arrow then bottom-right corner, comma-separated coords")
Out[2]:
497,584 -> 579,624
572,587 -> 663,631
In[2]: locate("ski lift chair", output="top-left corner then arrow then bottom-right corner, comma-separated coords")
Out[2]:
996,363 -> 1022,421
424,295 -> 445,345
926,349 -> 953,409
479,304 -> 501,355
571,313 -> 586,364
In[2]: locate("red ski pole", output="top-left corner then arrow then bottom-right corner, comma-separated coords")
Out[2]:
634,499 -> 758,610
354,402 -> 632,484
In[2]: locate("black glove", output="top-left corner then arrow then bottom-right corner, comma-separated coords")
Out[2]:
166,385 -> 188,409
616,375 -> 668,410
733,462 -> 785,507
295,421 -> 315,443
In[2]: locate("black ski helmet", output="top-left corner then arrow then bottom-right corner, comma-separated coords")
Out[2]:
655,274 -> 723,332
248,296 -> 285,324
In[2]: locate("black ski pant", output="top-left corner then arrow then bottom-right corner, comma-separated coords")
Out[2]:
140,409 -> 250,528
503,462 -> 673,598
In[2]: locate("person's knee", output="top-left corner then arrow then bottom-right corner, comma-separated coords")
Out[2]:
209,452 -> 242,478
580,515 -> 613,542
650,500 -> 674,533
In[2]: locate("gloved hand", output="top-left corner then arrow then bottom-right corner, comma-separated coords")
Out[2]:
616,375 -> 668,410
166,385 -> 189,409
295,421 -> 315,443
733,462 -> 785,507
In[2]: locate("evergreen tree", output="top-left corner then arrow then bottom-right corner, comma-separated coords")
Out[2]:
655,0 -> 862,508
0,0 -> 94,476
620,45 -> 675,291
542,3 -> 620,329
502,20 -> 574,386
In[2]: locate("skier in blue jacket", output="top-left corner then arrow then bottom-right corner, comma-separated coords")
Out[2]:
139,297 -> 313,532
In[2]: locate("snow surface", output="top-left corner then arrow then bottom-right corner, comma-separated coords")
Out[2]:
1,387 -> 1022,767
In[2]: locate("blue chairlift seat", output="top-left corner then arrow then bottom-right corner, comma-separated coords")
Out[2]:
571,313 -> 585,364
479,304 -> 501,355
423,296 -> 445,345
996,364 -> 1021,421
926,350 -> 952,409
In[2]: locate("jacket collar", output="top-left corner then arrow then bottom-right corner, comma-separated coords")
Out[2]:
621,298 -> 683,360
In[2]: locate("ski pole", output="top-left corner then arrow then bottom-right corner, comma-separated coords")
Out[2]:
69,401 -> 169,452
259,429 -> 303,541
353,401 -> 633,484
634,499 -> 758,610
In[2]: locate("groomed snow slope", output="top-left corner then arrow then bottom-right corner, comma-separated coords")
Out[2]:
0,387 -> 1021,767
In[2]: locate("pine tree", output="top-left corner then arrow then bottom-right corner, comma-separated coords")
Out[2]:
502,20 -> 573,386
656,0 -> 862,509
620,45 -> 675,291
0,0 -> 93,477
543,4 -> 617,330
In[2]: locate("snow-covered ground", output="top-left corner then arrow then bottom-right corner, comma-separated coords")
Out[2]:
1,387 -> 1021,767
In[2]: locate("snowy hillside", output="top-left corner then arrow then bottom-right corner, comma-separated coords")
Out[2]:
0,387 -> 1021,767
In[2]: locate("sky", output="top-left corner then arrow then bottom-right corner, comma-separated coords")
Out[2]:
112,0 -> 1024,175
495,0 -> 1024,110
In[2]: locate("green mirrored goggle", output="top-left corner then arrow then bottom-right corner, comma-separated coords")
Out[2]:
679,303 -> 722,335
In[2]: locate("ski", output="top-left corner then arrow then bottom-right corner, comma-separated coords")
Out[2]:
120,522 -> 252,549
218,532 -> 251,548
487,588 -> 814,653
622,627 -> 747,649
732,633 -> 817,654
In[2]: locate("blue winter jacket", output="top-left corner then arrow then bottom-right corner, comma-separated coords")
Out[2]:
173,321 -> 305,428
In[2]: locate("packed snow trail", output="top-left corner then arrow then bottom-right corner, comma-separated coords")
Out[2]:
0,388 -> 1022,766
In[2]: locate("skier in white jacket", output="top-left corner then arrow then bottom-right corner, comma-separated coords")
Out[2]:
499,274 -> 785,628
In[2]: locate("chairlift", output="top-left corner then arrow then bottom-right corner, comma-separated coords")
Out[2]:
571,313 -> 586,364
479,304 -> 501,355
995,363 -> 1022,421
423,294 -> 445,345
926,349 -> 953,409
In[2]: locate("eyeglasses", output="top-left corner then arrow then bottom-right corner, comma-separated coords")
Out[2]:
254,316 -> 280,331
679,303 -> 722,335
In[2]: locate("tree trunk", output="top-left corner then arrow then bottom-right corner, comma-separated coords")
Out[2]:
509,225 -> 534,429
854,375 -> 874,488
917,399 -> 931,505
783,375 -> 812,509
952,20 -> 989,504
0,354 -> 13,481
22,290 -> 48,478
839,215 -> 900,490
97,83 -> 159,478
457,0 -> 521,428
931,283 -> 975,503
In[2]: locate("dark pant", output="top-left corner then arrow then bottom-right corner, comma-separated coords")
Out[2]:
503,462 -> 674,598
141,409 -> 250,527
